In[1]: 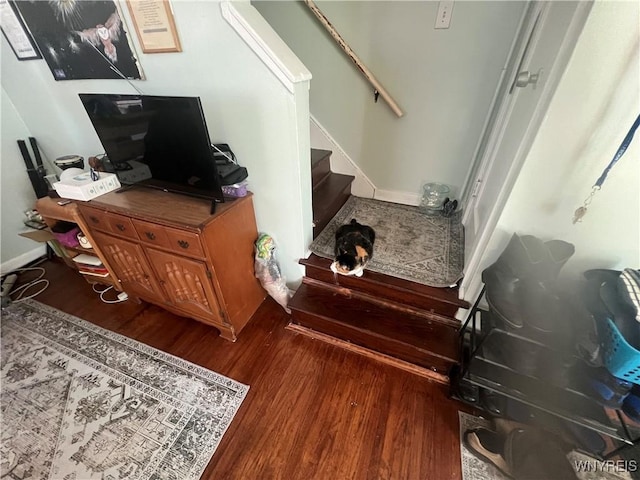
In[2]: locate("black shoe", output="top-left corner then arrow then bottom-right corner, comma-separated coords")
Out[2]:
464,428 -> 511,478
482,234 -> 575,332
505,428 -> 578,480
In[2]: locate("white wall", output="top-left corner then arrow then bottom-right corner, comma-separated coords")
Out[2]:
1,0 -> 311,285
480,0 -> 640,286
254,0 -> 526,201
0,88 -> 47,272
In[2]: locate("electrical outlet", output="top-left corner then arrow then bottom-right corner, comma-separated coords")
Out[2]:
435,1 -> 454,29
1,274 -> 17,297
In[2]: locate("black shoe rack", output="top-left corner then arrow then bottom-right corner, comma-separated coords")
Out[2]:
451,285 -> 640,459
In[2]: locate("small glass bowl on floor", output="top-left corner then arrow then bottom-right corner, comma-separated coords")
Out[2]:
419,183 -> 450,215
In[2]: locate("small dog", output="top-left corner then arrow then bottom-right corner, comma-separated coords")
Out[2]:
330,219 -> 375,277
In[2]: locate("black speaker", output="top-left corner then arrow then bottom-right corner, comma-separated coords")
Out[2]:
18,138 -> 49,198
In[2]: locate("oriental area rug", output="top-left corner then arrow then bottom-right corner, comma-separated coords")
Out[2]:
1,299 -> 248,480
310,196 -> 464,287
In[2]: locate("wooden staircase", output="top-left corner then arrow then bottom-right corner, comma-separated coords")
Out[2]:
311,148 -> 354,239
289,255 -> 467,381
295,149 -> 467,382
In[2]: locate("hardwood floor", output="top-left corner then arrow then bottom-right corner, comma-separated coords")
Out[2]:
14,259 -> 470,480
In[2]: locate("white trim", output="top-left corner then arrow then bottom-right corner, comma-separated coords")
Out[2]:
220,1 -> 312,94
459,1 -> 593,302
373,189 -> 421,206
459,3 -> 532,217
1,246 -> 47,275
309,114 -> 376,198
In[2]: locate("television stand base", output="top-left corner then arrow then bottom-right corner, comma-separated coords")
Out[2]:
115,184 -> 136,194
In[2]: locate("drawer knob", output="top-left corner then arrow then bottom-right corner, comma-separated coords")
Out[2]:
90,216 -> 99,224
145,232 -> 156,240
116,224 -> 126,232
177,240 -> 189,249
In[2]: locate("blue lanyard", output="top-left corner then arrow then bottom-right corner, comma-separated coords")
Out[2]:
594,113 -> 640,188
573,113 -> 640,224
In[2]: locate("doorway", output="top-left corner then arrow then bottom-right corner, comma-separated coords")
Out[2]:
459,1 -> 593,305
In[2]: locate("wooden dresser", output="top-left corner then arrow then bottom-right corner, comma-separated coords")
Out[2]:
77,187 -> 266,341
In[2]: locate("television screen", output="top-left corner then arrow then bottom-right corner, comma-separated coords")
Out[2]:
78,94 -> 224,206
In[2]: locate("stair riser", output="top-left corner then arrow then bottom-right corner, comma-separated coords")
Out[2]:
313,182 -> 352,238
303,263 -> 460,318
311,154 -> 331,188
291,310 -> 455,375
289,283 -> 458,360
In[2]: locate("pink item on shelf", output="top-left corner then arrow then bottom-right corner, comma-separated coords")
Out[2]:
53,227 -> 81,247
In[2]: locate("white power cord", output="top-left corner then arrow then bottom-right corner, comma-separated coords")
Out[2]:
1,267 -> 49,304
92,284 -> 129,304
211,143 -> 237,164
1,266 -> 128,307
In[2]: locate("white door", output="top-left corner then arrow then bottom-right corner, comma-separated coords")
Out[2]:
459,1 -> 593,304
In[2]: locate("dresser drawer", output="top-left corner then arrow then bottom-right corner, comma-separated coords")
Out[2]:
81,206 -> 139,240
103,213 -> 139,240
82,207 -> 111,233
164,228 -> 205,258
132,219 -> 171,249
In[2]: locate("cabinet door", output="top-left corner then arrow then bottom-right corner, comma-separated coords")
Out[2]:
145,248 -> 224,325
92,231 -> 165,304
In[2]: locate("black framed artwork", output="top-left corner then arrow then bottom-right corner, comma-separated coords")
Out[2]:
0,0 -> 42,60
12,0 -> 143,80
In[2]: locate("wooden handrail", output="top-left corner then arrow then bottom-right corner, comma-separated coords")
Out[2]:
304,0 -> 404,118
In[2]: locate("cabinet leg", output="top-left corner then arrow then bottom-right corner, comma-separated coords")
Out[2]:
218,325 -> 237,342
129,295 -> 142,304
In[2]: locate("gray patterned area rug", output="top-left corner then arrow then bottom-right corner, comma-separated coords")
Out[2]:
459,412 -> 632,480
311,196 -> 464,287
1,300 -> 248,480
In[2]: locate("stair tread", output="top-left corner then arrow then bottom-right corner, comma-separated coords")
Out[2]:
289,282 -> 459,363
312,171 -> 354,193
301,254 -> 469,309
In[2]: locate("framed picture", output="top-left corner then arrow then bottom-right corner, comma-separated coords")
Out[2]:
12,0 -> 143,80
126,0 -> 181,53
0,0 -> 41,60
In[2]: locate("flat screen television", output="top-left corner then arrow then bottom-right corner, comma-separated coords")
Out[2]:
79,93 -> 224,212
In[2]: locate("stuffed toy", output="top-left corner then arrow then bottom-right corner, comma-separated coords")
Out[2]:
254,233 -> 293,314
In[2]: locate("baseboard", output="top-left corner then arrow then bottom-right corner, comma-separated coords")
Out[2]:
373,189 -> 422,206
1,245 -> 47,275
286,322 -> 449,385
